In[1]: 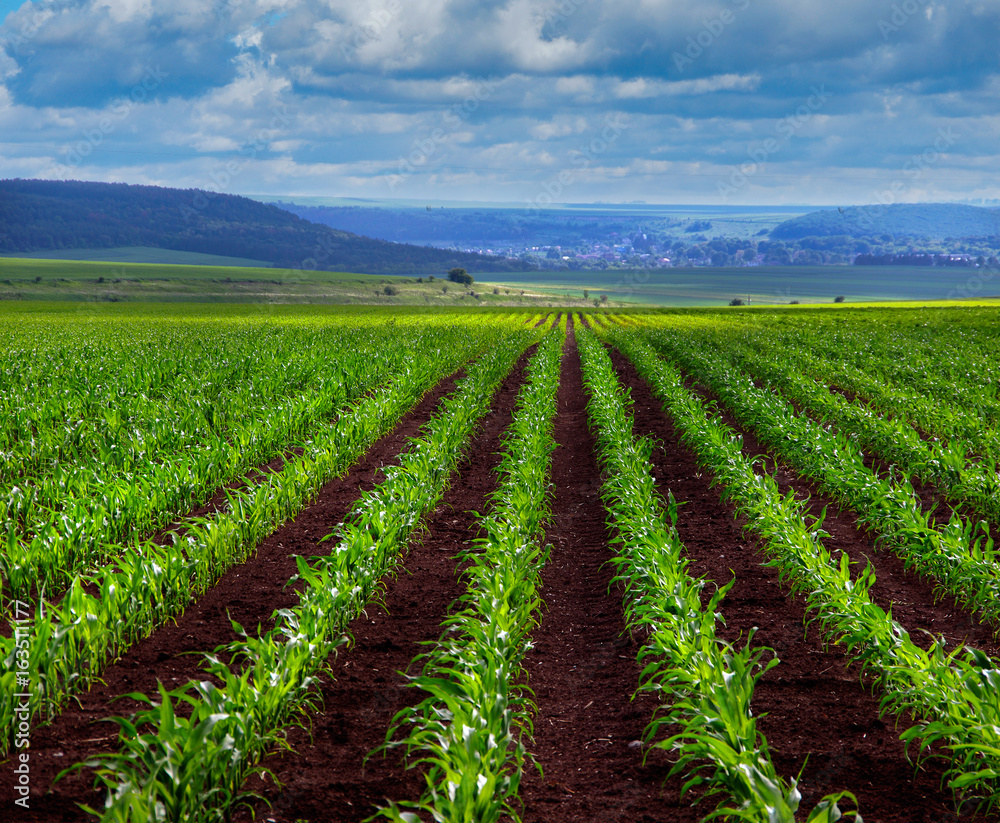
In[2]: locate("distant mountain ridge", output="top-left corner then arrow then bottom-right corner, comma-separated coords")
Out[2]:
0,179 -> 528,274
771,203 -> 1000,240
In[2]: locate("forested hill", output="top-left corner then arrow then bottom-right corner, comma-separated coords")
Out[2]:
771,203 -> 1000,240
0,179 -> 527,274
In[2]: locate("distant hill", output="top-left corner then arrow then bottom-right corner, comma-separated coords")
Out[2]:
274,203 -> 530,245
771,203 -> 1000,240
0,179 -> 527,274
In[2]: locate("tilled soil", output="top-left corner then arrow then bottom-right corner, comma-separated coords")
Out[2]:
518,320 -> 693,823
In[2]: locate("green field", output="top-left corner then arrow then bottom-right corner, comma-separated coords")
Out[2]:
0,258 -> 592,306
2,256 -> 997,306
0,247 -> 273,267
5,302 -> 1000,823
486,265 -> 1000,305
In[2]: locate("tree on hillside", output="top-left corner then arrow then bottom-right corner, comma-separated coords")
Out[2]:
448,267 -> 473,285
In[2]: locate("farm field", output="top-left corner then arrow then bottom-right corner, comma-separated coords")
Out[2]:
3,302 -> 1000,822
6,257 -> 1000,308
486,264 -> 1000,306
0,259 -> 595,307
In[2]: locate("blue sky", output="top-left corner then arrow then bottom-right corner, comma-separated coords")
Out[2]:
0,0 -> 997,206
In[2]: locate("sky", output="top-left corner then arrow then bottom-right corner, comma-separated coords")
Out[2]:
0,0 -> 998,207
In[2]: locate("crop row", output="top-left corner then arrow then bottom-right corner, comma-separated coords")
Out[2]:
71,332 -> 534,822
606,325 -> 1000,812
577,327 -> 859,822
718,310 -> 1000,428
2,340 -> 398,603
0,318 -> 480,606
701,332 -> 1000,524
379,327 -> 563,822
692,311 -> 1000,456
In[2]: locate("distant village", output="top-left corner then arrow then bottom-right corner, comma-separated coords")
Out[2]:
454,234 -> 995,271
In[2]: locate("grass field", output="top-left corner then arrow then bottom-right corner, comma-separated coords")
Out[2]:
0,247 -> 273,267
0,258 -> 592,306
486,264 -> 1000,305
2,256 -> 998,306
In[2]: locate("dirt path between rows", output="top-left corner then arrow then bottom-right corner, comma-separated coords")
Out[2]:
6,367 -> 469,820
518,319 -> 693,823
610,346 -> 993,823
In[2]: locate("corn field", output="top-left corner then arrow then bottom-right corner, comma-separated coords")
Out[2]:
4,302 -> 1000,823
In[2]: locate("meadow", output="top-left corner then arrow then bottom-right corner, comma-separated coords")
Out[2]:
3,302 -> 1000,823
0,258 -> 587,306
4,256 -> 999,307
486,264 -> 1000,305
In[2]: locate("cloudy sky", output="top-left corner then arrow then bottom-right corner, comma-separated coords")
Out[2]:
0,0 -> 997,206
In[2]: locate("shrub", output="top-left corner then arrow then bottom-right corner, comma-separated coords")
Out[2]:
834,295 -> 845,303
729,298 -> 744,306
384,285 -> 398,295
447,267 -> 473,286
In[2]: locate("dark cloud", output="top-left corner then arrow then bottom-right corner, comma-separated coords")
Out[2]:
1,1 -> 242,106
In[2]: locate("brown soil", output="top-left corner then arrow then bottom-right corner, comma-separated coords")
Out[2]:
747,367 -> 1000,544
608,345 -> 998,823
689,379 -> 1000,651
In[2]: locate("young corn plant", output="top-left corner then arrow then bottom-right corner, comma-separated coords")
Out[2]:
681,326 -> 1000,531
576,327 -> 861,823
377,328 -> 563,823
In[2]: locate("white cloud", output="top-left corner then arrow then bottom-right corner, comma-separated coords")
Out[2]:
95,0 -> 153,24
